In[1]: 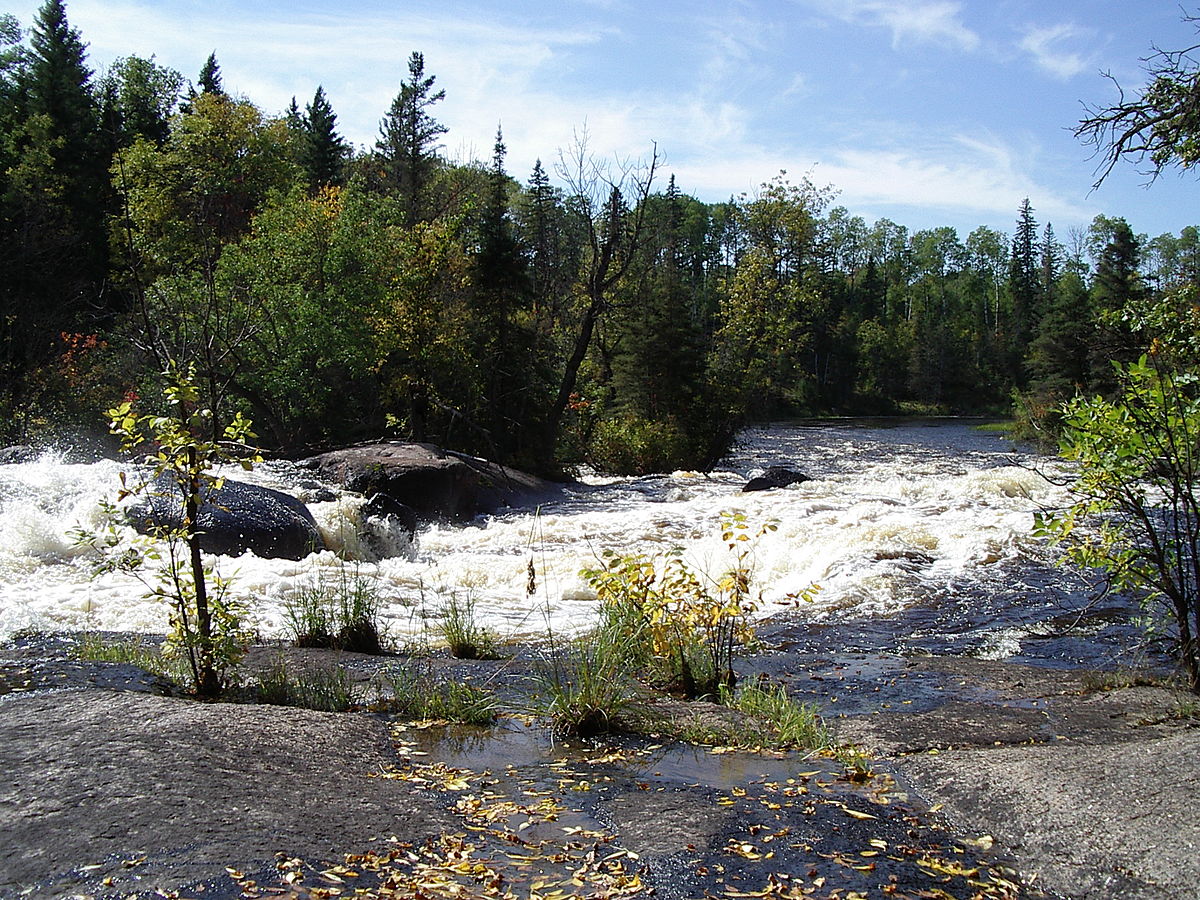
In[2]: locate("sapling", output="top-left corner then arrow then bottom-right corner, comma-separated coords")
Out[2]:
81,363 -> 260,697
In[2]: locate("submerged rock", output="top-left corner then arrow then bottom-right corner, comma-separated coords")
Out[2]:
742,465 -> 811,492
127,476 -> 324,560
300,442 -> 562,521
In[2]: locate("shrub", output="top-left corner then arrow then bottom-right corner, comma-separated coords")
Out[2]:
586,415 -> 693,475
582,513 -> 789,698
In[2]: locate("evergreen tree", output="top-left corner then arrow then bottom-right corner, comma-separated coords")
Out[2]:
376,50 -> 446,224
1008,199 -> 1040,386
0,0 -> 111,437
469,126 -> 539,463
1088,218 -> 1144,392
198,51 -> 223,96
301,85 -> 346,189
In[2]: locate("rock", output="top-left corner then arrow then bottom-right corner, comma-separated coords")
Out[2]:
0,445 -> 39,464
301,442 -> 562,521
127,475 -> 324,560
362,493 -> 419,537
742,465 -> 811,492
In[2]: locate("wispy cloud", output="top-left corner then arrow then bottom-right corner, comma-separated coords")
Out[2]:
671,129 -> 1092,230
800,0 -> 980,52
1018,23 -> 1096,80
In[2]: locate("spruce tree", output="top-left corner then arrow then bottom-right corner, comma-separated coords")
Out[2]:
1008,199 -> 1040,386
376,51 -> 446,224
0,0 -> 110,437
198,51 -> 223,95
301,85 -> 346,189
470,127 -> 538,463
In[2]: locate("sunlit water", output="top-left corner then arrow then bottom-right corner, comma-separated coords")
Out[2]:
0,420 -> 1080,656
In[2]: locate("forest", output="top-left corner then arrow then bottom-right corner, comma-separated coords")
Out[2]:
2,0 -> 1195,475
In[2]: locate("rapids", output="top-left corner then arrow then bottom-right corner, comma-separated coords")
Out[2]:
0,419 -> 1080,653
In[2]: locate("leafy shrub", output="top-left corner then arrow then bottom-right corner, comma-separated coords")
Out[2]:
583,513 -> 784,698
585,415 -> 693,475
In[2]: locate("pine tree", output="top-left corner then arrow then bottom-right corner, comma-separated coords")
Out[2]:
0,0 -> 110,436
376,51 -> 446,224
301,85 -> 346,189
1088,218 -> 1144,392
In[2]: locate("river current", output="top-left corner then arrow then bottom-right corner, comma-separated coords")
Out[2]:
0,419 -> 1131,665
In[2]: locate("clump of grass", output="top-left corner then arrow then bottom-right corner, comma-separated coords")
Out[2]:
285,565 -> 386,654
530,618 -> 643,737
73,633 -> 189,684
435,592 -> 503,660
1080,667 -> 1165,693
650,680 -> 838,753
254,655 -> 357,712
722,681 -> 833,748
379,663 -> 497,724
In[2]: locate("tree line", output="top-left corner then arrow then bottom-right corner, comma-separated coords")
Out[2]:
2,0 -> 1194,474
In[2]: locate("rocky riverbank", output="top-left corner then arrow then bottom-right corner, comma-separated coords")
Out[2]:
1,633 -> 1197,900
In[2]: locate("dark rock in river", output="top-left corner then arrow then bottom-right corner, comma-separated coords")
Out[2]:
362,493 -> 419,537
127,476 -> 324,560
0,445 -> 39,464
300,442 -> 562,521
742,465 -> 811,492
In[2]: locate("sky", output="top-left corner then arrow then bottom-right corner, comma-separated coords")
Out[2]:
5,0 -> 1200,242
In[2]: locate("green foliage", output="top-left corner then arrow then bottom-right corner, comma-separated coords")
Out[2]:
1037,295 -> 1200,690
79,362 -> 259,697
254,655 -> 357,712
585,415 -> 693,475
284,564 -> 386,654
582,513 -> 807,699
381,663 -> 497,724
436,592 -> 502,660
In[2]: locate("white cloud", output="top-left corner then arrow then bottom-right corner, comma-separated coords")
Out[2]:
801,0 -> 980,52
669,129 -> 1092,231
1018,23 -> 1095,80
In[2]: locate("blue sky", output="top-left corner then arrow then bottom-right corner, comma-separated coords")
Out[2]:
5,0 -> 1199,242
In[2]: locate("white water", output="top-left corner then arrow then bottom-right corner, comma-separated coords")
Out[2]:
0,421 -> 1071,646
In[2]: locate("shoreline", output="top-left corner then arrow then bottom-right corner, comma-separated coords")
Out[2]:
2,631 -> 1197,899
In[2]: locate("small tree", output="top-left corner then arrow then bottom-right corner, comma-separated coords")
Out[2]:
1037,292 -> 1200,690
91,363 -> 259,697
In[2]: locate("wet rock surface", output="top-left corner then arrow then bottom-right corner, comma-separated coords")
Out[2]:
0,633 -> 1197,899
300,442 -> 563,522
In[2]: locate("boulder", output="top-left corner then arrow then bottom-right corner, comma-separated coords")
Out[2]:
742,465 -> 811,492
300,442 -> 562,521
127,475 -> 324,560
0,445 -> 39,464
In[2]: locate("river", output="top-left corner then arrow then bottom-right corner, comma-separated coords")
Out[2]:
0,419 -> 1139,667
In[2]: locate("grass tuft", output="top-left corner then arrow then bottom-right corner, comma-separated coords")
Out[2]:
253,655 -> 357,712
378,663 -> 497,724
435,592 -> 503,660
285,565 -> 386,654
73,633 -> 188,684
